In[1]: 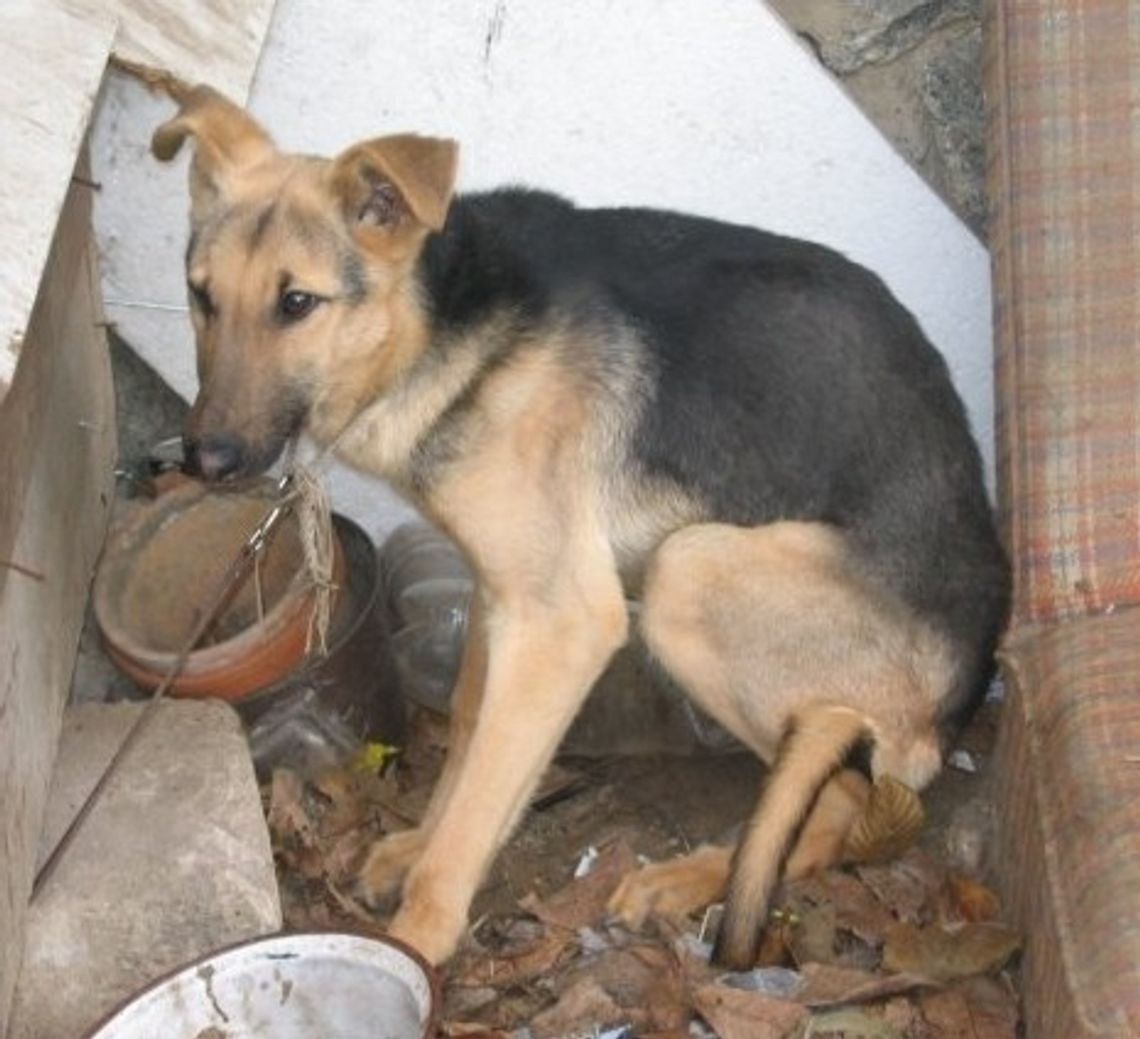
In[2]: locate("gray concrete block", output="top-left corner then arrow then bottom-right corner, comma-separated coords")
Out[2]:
9,699 -> 281,1039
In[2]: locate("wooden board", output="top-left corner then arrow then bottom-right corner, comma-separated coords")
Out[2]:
0,159 -> 116,1038
0,0 -> 115,399
111,0 -> 279,101
0,0 -> 277,405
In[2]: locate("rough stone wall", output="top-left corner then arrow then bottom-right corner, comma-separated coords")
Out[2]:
767,0 -> 985,238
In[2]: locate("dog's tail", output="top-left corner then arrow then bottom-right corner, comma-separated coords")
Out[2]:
712,703 -> 869,969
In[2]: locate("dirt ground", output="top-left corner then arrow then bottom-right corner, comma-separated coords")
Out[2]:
477,701 -> 1000,920
268,699 -> 1020,1038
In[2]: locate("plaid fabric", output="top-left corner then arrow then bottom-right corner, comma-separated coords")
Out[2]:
995,613 -> 1140,1039
987,0 -> 1140,626
986,4 -> 1140,1034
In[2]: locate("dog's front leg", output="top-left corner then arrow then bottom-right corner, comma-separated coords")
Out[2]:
358,597 -> 489,907
387,590 -> 627,964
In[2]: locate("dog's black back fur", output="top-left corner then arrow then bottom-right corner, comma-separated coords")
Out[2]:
418,188 -> 1009,731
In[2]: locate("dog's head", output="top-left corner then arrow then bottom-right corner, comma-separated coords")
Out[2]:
152,85 -> 458,481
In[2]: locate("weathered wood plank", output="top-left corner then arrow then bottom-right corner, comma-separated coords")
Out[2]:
0,157 -> 116,1038
0,0 -> 277,405
111,0 -> 279,101
0,0 -> 115,399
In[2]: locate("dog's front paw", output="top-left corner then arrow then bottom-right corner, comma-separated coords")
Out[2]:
387,874 -> 468,966
607,845 -> 732,930
356,828 -> 426,910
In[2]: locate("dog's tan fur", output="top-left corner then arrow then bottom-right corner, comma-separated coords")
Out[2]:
154,87 -> 995,968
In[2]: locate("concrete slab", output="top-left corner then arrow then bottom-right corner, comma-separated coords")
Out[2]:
9,699 -> 281,1039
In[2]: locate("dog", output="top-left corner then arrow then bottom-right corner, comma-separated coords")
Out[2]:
153,85 -> 1010,969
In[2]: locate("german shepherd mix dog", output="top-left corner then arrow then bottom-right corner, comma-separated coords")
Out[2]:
154,86 -> 1009,968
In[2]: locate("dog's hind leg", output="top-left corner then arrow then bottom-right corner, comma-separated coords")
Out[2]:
608,767 -> 870,928
713,701 -> 871,966
614,521 -> 947,967
358,597 -> 489,908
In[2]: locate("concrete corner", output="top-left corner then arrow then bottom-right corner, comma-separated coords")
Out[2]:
9,699 -> 281,1039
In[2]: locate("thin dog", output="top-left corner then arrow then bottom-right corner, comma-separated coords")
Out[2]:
153,86 -> 1010,969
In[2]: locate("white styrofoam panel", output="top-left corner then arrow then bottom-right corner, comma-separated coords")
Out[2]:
92,0 -> 993,543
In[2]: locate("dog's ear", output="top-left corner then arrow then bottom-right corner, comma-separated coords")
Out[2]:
329,135 -> 459,236
151,85 -> 274,206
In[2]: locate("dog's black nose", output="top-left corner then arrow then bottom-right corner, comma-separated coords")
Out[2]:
183,433 -> 247,481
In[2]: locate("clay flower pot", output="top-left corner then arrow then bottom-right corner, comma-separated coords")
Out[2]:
94,480 -> 342,701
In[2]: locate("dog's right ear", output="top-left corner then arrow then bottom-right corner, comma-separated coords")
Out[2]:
151,85 -> 275,208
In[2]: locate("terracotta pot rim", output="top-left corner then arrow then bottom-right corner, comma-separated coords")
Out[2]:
94,480 -> 342,700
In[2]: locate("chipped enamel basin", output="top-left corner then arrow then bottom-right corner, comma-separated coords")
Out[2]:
84,932 -> 439,1039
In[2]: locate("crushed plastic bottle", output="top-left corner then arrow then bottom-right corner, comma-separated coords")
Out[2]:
379,522 -> 736,756
382,523 -> 472,716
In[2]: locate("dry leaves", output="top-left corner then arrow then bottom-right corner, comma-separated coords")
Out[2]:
520,837 -> 639,931
451,928 -> 578,990
882,921 -> 1020,984
795,962 -> 932,1008
919,977 -> 1020,1039
692,984 -> 809,1039
943,875 -> 1003,924
265,708 -> 1021,1038
530,978 -> 626,1038
439,840 -> 1020,1037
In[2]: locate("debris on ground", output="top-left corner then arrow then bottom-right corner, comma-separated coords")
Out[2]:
266,705 -> 1022,1037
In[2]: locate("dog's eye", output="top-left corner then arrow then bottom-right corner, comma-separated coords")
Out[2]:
188,281 -> 215,318
278,290 -> 321,323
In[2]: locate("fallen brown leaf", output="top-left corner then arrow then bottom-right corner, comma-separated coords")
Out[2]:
266,769 -> 330,879
942,875 -> 1002,924
450,929 -> 577,989
443,982 -> 499,1023
882,922 -> 1019,984
629,943 -> 688,1005
789,869 -> 898,947
794,962 -> 934,1008
754,920 -> 796,967
692,983 -> 809,1039
325,881 -> 387,932
322,828 -> 372,885
530,978 -> 626,1039
312,768 -> 370,833
453,989 -> 552,1033
881,996 -> 931,1037
808,1007 -> 903,1038
785,901 -> 839,966
856,849 -> 946,925
441,1024 -> 512,1038
359,765 -> 427,828
519,836 -> 639,931
267,769 -> 317,846
554,944 -> 688,1032
919,976 -> 1019,1038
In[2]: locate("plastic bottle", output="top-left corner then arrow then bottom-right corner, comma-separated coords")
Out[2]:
379,522 -> 736,756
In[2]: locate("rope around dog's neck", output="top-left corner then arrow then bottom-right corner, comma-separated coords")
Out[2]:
291,462 -> 335,655
285,400 -> 385,654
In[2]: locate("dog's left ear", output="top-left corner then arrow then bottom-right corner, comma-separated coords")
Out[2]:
329,134 -> 459,236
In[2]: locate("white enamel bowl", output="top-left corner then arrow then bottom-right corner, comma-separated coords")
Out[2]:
85,932 -> 439,1039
